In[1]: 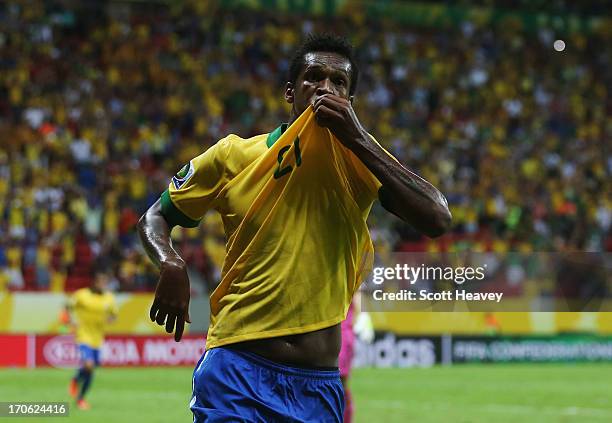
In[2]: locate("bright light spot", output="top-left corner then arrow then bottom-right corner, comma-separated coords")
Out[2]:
553,39 -> 566,52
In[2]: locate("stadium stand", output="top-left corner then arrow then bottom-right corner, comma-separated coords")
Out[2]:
0,1 -> 609,291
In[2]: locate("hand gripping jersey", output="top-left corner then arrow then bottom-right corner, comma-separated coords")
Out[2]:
162,107 -> 386,348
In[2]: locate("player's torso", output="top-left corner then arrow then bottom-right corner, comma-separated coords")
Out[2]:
74,290 -> 113,341
213,133 -> 275,237
203,110 -> 380,352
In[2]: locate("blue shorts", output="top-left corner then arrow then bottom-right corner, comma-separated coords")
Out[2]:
78,344 -> 101,367
190,347 -> 344,422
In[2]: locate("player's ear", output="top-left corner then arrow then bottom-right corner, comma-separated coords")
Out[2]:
285,82 -> 294,104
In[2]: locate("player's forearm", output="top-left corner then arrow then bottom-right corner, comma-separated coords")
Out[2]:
137,199 -> 185,269
350,131 -> 452,238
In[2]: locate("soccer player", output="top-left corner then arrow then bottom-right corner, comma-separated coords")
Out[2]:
138,33 -> 451,422
66,271 -> 117,410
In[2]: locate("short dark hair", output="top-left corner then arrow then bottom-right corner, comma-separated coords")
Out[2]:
288,33 -> 359,96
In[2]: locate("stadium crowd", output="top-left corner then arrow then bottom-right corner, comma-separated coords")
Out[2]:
0,1 -> 610,291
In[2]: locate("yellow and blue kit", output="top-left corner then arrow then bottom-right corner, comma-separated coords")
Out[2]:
162,107 -> 393,422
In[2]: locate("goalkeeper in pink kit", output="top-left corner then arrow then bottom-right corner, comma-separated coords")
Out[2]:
339,293 -> 374,423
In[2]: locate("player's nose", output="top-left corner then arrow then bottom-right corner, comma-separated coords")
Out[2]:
316,78 -> 334,96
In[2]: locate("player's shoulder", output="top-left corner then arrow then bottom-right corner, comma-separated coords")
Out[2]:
217,132 -> 269,160
70,288 -> 88,304
187,132 -> 270,176
73,288 -> 88,297
222,132 -> 269,148
196,132 -> 267,158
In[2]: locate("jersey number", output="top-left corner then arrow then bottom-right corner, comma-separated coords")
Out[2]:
274,136 -> 302,179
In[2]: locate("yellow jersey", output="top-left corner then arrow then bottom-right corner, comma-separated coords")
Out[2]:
161,107 -> 385,349
69,288 -> 117,348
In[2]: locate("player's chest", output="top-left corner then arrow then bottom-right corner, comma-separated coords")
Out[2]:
216,137 -> 355,225
79,295 -> 110,313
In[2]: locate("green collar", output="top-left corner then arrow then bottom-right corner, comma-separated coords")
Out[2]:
266,123 -> 288,148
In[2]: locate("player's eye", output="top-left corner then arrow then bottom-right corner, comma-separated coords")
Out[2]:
334,78 -> 346,87
308,69 -> 328,81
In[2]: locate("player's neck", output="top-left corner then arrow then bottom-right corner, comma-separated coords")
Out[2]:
288,105 -> 302,126
288,113 -> 297,126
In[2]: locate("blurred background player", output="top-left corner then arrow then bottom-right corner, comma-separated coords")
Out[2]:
340,292 -> 374,423
65,270 -> 117,410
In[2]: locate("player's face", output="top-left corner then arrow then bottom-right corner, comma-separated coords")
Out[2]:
93,274 -> 109,291
285,52 -> 352,118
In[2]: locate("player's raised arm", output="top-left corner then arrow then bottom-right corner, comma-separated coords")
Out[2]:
137,199 -> 191,342
365,142 -> 452,238
313,94 -> 452,238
